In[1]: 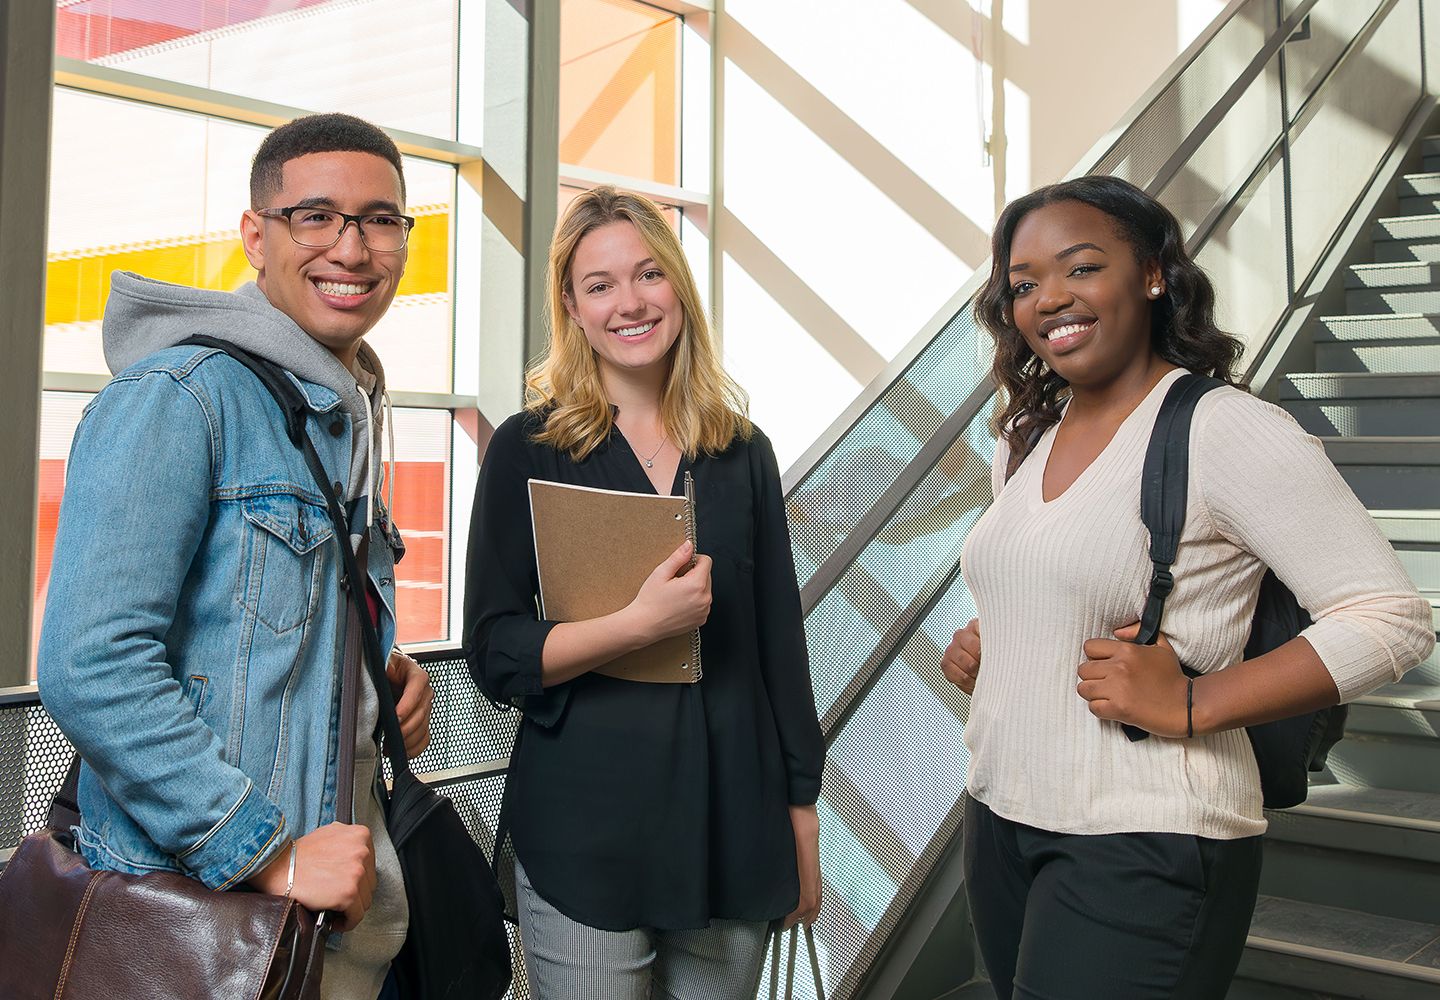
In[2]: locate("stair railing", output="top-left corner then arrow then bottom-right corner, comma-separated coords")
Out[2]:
779,2 -> 1436,997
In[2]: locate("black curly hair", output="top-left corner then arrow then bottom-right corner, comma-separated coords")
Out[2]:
974,175 -> 1245,472
250,113 -> 405,207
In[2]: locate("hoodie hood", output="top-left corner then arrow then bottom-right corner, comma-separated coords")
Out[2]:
103,271 -> 388,508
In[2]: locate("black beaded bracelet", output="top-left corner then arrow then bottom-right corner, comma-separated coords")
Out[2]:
1186,677 -> 1195,739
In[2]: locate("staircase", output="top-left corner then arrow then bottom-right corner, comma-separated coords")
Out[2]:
1230,136 -> 1440,1000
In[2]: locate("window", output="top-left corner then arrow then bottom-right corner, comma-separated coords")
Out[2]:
56,0 -> 462,138
34,0 -> 710,673
36,0 -> 470,664
560,0 -> 681,183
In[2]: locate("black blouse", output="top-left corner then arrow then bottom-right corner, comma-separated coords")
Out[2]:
463,411 -> 825,932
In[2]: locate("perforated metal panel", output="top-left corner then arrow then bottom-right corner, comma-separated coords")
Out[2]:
0,699 -> 74,852
386,652 -> 519,779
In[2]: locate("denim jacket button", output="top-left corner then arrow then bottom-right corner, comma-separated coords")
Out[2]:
328,419 -> 344,437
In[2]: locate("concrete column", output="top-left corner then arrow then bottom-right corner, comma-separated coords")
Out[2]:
0,0 -> 54,687
0,0 -> 54,853
477,0 -> 561,425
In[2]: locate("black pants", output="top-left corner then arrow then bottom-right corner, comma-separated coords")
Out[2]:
962,795 -> 1263,1000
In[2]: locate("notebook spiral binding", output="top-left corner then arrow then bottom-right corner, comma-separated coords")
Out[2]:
684,470 -> 703,683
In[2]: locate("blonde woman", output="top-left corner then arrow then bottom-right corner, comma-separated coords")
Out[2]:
463,187 -> 824,999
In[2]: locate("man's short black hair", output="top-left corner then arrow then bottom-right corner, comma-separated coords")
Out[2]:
250,113 -> 406,207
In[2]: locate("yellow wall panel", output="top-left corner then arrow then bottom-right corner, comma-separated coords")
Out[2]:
45,209 -> 450,327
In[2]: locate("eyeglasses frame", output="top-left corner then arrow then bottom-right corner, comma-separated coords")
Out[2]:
255,205 -> 417,252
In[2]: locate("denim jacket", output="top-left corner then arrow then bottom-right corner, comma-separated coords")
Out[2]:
38,344 -> 399,890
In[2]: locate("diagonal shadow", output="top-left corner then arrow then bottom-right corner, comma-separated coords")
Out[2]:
724,19 -> 993,268
560,24 -> 676,182
721,207 -> 887,383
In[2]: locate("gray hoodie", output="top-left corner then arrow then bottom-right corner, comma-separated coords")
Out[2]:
102,271 -> 408,997
104,271 -> 387,506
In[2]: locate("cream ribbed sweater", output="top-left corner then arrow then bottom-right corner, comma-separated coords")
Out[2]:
961,368 -> 1435,838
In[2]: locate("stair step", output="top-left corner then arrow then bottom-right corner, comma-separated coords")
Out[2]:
1346,264 -> 1440,311
1396,172 -> 1440,217
1313,314 -> 1440,373
1398,171 -> 1440,197
1324,730 -> 1440,795
1315,314 -> 1440,341
1369,210 -> 1440,261
1371,511 -> 1440,592
1268,784 -> 1440,863
1371,216 -> 1440,243
1281,374 -> 1440,435
1372,510 -> 1440,545
1373,239 -> 1440,263
1347,682 -> 1440,740
1322,438 -> 1440,509
1346,260 -> 1440,288
1238,896 -> 1440,999
1398,195 -> 1440,217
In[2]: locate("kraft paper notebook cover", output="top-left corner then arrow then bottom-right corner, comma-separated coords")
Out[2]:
528,476 -> 701,684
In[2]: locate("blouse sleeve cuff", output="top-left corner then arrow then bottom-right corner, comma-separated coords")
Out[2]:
787,774 -> 822,807
484,616 -> 572,727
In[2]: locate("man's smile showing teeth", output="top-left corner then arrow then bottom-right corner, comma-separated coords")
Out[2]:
613,321 -> 656,338
314,279 -> 375,296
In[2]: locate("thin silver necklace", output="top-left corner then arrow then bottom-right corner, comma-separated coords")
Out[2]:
640,436 -> 668,469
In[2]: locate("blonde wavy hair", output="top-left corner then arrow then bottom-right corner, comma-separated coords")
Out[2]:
525,186 -> 752,461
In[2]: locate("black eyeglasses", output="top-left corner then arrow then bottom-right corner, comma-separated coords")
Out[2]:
257,206 -> 416,252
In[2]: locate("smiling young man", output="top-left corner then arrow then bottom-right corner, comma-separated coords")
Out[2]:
38,114 -> 435,1000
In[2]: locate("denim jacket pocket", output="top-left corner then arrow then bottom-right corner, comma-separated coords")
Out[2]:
236,492 -> 335,635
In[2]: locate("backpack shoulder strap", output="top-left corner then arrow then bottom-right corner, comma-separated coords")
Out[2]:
179,335 -> 310,449
1135,373 -> 1227,645
1120,372 -> 1225,743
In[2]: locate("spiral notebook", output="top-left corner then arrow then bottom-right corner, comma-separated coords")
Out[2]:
528,474 -> 702,684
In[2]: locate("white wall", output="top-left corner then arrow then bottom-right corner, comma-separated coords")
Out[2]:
716,0 -> 1228,467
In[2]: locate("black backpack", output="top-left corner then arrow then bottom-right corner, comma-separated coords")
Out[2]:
1012,373 -> 1347,809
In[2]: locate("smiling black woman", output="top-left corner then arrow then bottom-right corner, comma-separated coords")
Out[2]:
938,175 -> 1434,999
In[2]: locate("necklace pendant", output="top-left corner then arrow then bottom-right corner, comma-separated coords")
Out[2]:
644,459 -> 654,468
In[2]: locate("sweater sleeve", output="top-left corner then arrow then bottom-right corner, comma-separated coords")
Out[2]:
462,414 -> 567,727
1192,392 -> 1434,701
